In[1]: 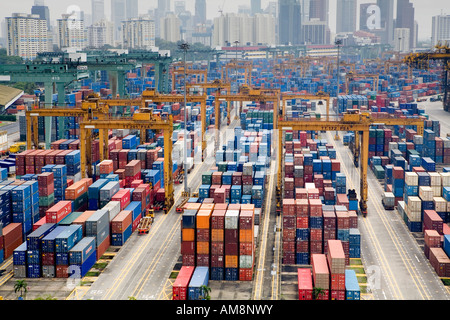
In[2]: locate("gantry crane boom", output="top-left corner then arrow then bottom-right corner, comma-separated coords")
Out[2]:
141,90 -> 208,160
79,111 -> 175,210
276,111 -> 424,217
404,42 -> 450,111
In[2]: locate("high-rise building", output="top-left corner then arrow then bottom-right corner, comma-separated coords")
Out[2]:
6,13 -> 50,60
254,13 -> 276,45
278,0 -> 302,45
111,0 -> 126,42
88,19 -> 114,48
126,0 -> 139,20
160,12 -> 181,43
309,0 -> 329,25
302,18 -> 328,44
300,0 -> 310,24
158,0 -> 170,17
394,28 -> 410,52
432,15 -> 450,47
251,0 -> 262,16
57,13 -> 88,50
377,0 -> 394,45
396,0 -> 415,48
91,0 -> 105,25
31,0 -> 50,30
336,0 -> 357,34
122,15 -> 155,50
195,0 -> 207,25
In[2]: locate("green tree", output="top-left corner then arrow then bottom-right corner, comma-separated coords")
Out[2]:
34,294 -> 57,300
199,285 -> 211,300
14,280 -> 28,300
313,287 -> 325,300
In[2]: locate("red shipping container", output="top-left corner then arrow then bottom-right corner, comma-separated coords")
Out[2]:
331,290 -> 346,300
310,228 -> 322,241
298,268 -> 313,300
294,201 -> 308,218
56,265 -> 69,278
296,216 -> 309,229
46,201 -> 72,223
55,150 -> 72,164
309,199 -> 323,216
132,213 -> 142,232
239,211 -> 254,229
211,242 -> 224,255
196,254 -> 209,267
283,216 -> 296,229
210,254 -> 224,268
196,228 -> 210,242
296,240 -> 309,253
429,247 -> 450,277
311,254 -> 330,289
282,240 -> 296,253
111,189 -> 131,210
330,273 -> 346,290
336,212 -> 350,229
239,268 -> 253,281
423,210 -> 443,235
211,210 -> 226,229
111,210 -> 132,234
310,240 -> 323,254
2,223 -> 22,258
282,199 -> 296,216
65,180 -> 88,200
41,252 -> 55,265
96,235 -> 110,260
173,266 -> 195,300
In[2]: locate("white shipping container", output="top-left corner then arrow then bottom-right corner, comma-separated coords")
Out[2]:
407,207 -> 422,222
405,172 -> 419,186
440,172 -> 450,187
239,254 -> 254,268
434,197 -> 447,212
432,186 -> 442,197
429,172 -> 442,186
407,196 -> 422,212
419,186 -> 434,201
389,142 -> 398,151
225,210 -> 239,229
102,201 -> 121,222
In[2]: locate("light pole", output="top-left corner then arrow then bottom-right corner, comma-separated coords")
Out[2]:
335,39 -> 343,141
178,41 -> 190,197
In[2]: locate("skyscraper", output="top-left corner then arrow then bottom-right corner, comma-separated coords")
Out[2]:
336,0 -> 356,34
300,0 -> 310,24
122,15 -> 155,49
377,0 -> 394,44
31,0 -> 50,31
57,13 -> 88,50
251,0 -> 262,16
396,0 -> 415,48
309,0 -> 328,25
432,15 -> 450,47
126,0 -> 139,20
6,13 -> 50,60
195,0 -> 207,25
278,0 -> 302,45
111,0 -> 126,42
91,0 -> 105,25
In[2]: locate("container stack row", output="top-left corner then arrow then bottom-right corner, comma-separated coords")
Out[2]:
180,202 -> 257,282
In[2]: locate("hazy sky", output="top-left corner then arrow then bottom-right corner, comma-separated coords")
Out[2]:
1,0 -> 449,40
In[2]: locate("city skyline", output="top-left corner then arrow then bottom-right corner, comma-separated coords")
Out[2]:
0,0 -> 448,41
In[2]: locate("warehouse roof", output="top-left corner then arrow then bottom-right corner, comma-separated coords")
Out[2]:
0,85 -> 24,108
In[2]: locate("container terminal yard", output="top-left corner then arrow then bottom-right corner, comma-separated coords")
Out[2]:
0,42 -> 448,303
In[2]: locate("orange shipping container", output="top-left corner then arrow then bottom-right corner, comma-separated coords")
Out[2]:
196,210 -> 212,229
225,255 -> 238,268
197,241 -> 209,255
65,180 -> 88,200
211,229 -> 224,242
182,228 -> 195,242
239,229 -> 254,243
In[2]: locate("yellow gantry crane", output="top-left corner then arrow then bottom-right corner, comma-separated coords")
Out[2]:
214,85 -> 280,131
404,42 -> 450,111
276,110 -> 426,218
384,59 -> 413,79
25,101 -> 111,161
221,59 -> 253,86
79,109 -> 175,211
171,66 -> 208,92
141,89 -> 208,160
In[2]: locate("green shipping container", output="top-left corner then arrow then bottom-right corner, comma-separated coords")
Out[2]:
39,193 -> 55,207
202,172 -> 213,185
